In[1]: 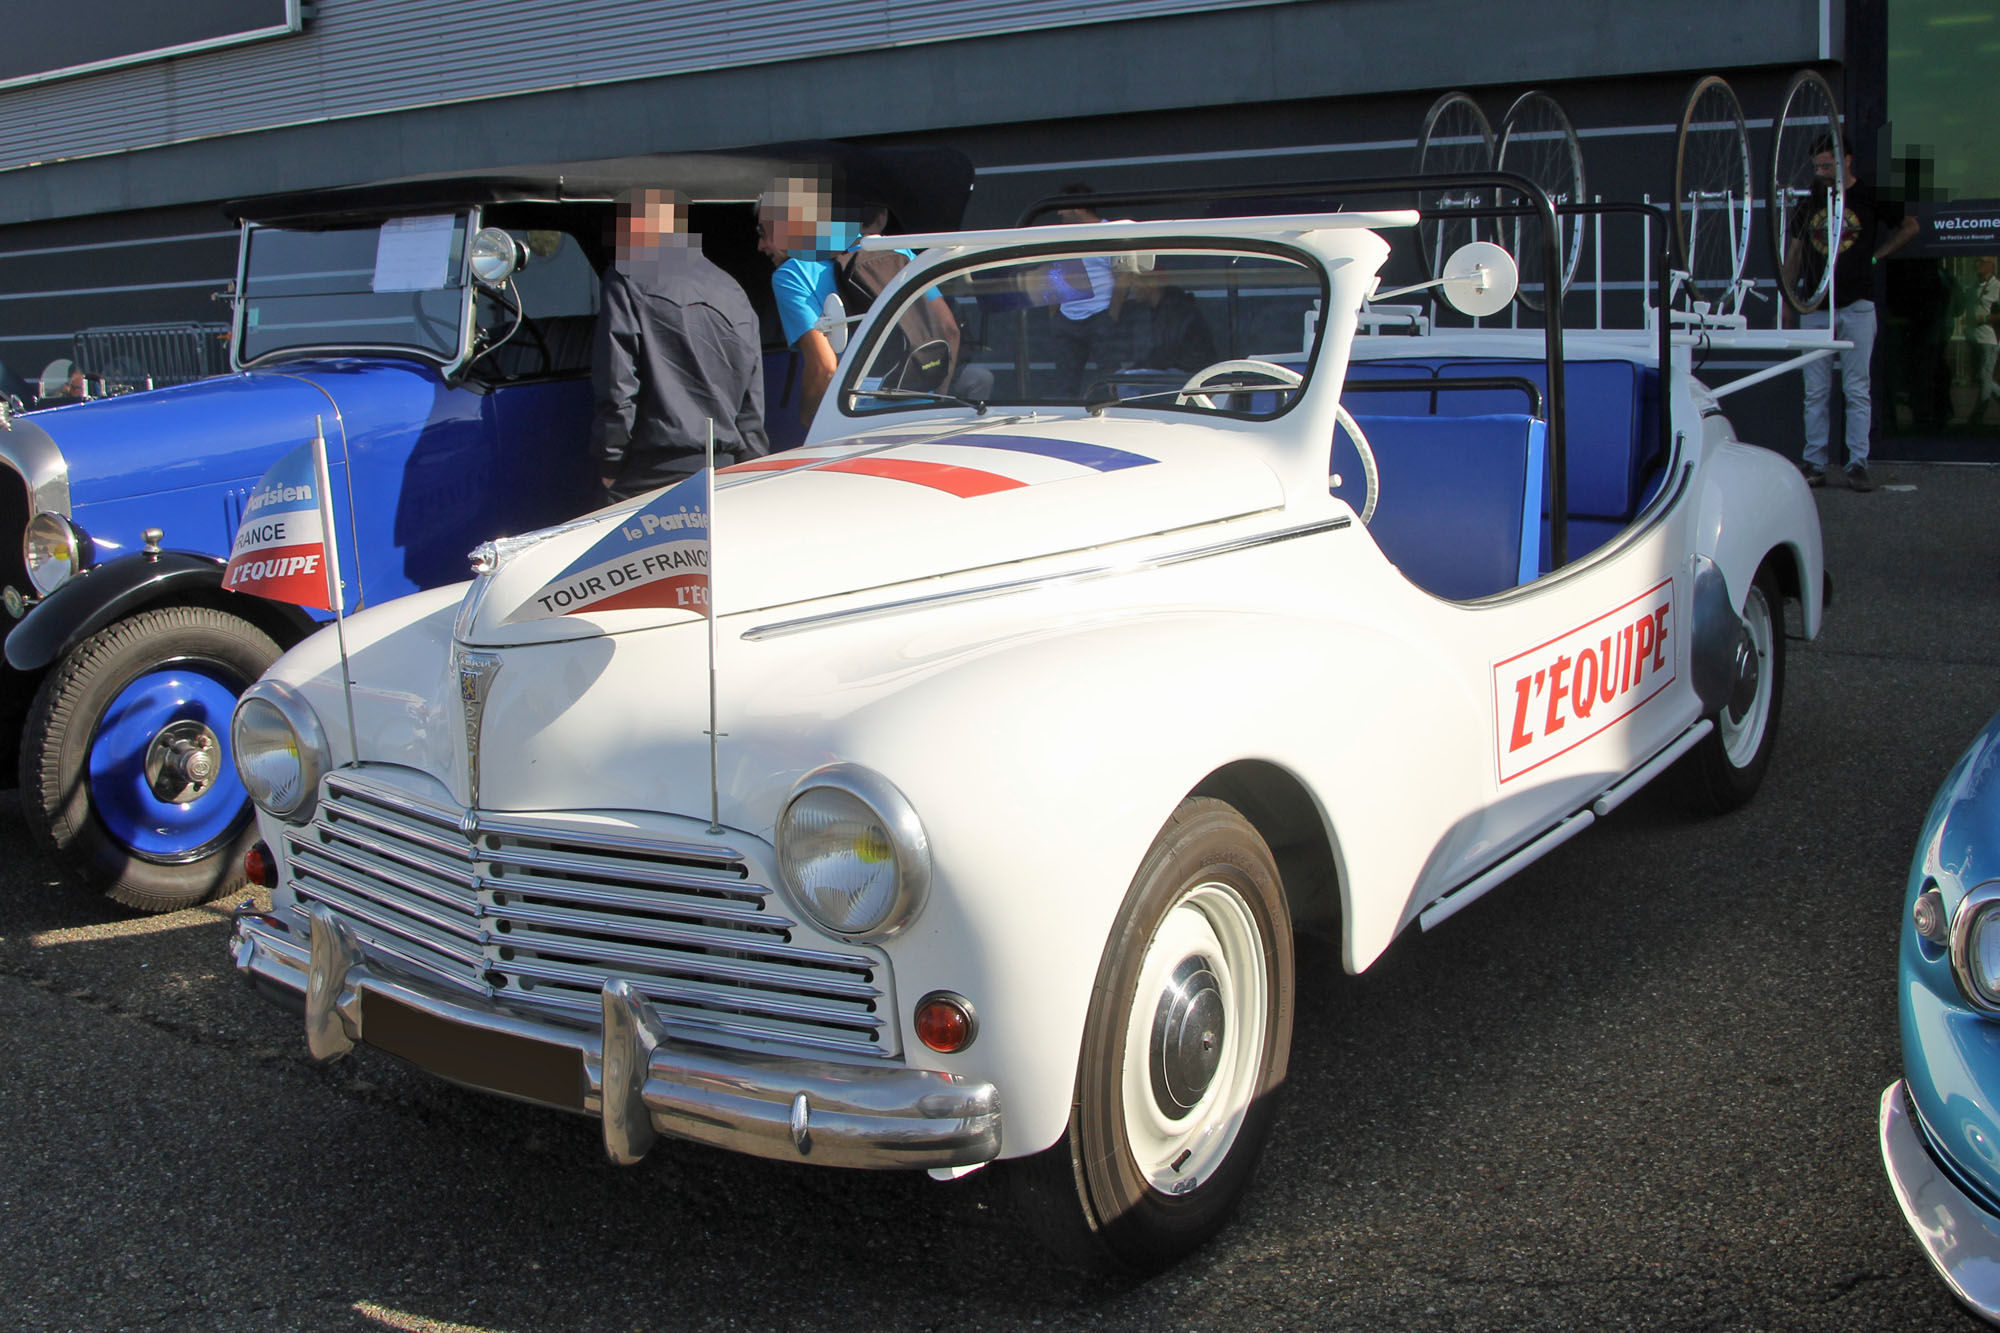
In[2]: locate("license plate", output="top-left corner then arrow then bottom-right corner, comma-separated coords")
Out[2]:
363,991 -> 587,1111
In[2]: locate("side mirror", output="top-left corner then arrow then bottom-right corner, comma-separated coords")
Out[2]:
818,292 -> 849,354
1440,241 -> 1518,317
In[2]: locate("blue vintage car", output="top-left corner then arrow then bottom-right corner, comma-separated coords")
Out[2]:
0,144 -> 973,912
1882,704 -> 2000,1323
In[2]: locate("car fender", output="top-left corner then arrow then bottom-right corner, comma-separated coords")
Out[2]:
793,604 -> 1478,1157
1897,707 -> 2000,1202
4,549 -> 317,672
1693,436 -> 1825,639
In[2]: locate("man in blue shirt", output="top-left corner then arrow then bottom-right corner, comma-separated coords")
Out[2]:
758,175 -> 858,425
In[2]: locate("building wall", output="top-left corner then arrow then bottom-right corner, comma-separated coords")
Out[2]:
0,0 -> 1842,395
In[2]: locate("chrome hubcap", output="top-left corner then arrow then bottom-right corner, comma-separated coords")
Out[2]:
1727,622 -> 1760,721
144,720 -> 221,803
1151,955 -> 1226,1120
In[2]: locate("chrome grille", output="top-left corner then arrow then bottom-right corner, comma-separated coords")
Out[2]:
283,768 -> 895,1057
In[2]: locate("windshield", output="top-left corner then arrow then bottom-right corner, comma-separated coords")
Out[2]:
237,213 -> 471,365
843,247 -> 1323,417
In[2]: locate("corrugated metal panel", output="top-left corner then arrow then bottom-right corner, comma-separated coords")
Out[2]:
0,0 -> 1297,175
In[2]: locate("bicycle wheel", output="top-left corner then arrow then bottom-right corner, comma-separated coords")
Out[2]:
1413,91 -> 1496,282
1767,69 -> 1843,314
1496,90 -> 1587,312
1673,75 -> 1753,307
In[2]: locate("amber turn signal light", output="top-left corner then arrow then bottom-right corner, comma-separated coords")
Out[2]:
244,842 -> 278,889
914,991 -> 977,1053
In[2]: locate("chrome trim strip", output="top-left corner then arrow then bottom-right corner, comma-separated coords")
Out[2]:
478,871 -> 780,926
237,911 -> 1001,1169
1948,879 -> 2000,1014
1881,1079 -> 2000,1322
742,516 -> 1352,641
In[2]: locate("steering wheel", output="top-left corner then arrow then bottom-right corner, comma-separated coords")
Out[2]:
1175,358 -> 1304,410
1332,402 -> 1379,526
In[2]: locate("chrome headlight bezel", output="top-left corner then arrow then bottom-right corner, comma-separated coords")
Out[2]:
231,678 -> 331,825
776,763 -> 930,942
1949,880 -> 2000,1013
24,511 -> 86,596
468,226 -> 525,286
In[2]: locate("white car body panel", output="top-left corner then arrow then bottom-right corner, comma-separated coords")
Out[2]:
237,210 -> 1826,1165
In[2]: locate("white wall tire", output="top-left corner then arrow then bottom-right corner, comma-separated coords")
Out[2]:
1678,561 -> 1785,813
1012,798 -> 1294,1273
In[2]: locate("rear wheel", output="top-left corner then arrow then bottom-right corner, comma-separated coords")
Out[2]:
1012,798 -> 1294,1273
21,606 -> 280,912
1679,562 -> 1785,812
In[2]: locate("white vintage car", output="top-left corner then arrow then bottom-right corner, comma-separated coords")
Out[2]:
228,193 -> 1826,1270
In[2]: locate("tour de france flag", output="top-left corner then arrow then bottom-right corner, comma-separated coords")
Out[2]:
510,469 -> 710,622
221,437 -> 341,611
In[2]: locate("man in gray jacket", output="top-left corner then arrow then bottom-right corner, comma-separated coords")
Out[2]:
592,188 -> 768,502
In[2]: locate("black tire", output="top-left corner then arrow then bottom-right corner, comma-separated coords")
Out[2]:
1011,797 -> 1295,1273
1672,75 -> 1754,308
1678,561 -> 1785,813
1495,90 -> 1587,312
1413,91 -> 1498,284
20,606 -> 281,913
1766,69 -> 1843,315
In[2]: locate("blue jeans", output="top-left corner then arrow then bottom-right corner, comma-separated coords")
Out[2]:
1801,301 -> 1878,470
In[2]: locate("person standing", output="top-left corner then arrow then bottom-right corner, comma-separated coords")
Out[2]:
1967,255 -> 2000,424
1785,136 -> 1920,492
591,187 -> 768,504
758,174 -> 857,426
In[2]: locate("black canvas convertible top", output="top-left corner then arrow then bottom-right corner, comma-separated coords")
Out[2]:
224,140 -> 975,234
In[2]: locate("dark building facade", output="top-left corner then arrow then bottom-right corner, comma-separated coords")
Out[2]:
0,0 -> 1986,455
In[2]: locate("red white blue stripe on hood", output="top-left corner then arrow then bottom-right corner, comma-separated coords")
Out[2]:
721,434 -> 1157,498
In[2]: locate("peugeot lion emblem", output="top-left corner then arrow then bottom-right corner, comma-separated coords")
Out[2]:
455,648 -> 502,816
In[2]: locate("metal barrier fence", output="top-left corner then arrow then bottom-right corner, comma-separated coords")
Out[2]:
71,322 -> 230,393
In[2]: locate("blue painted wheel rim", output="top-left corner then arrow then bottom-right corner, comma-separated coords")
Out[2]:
87,660 -> 250,862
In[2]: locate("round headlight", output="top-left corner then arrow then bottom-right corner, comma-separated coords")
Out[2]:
1949,881 -> 2000,1012
231,679 -> 330,824
469,226 -> 525,286
777,764 -> 929,940
24,511 -> 85,596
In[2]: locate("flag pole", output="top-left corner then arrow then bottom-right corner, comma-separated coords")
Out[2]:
703,420 -> 725,833
311,414 -> 361,768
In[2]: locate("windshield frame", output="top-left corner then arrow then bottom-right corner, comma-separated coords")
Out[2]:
835,235 -> 1330,422
230,205 -> 483,374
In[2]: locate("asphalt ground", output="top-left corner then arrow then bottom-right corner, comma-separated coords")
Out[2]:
1,461 -> 1996,1332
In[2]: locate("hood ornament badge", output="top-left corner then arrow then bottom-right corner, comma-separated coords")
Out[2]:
455,647 -> 502,815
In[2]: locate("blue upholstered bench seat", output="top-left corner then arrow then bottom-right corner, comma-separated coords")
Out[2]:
1344,356 -> 1663,570
1333,413 -> 1547,601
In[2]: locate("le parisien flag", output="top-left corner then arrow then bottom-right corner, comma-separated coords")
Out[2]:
510,469 -> 710,623
221,431 -> 344,612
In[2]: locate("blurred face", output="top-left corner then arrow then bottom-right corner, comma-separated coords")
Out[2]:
1056,204 -> 1099,225
758,175 -> 850,265
1811,151 -> 1846,187
1980,258 -> 1996,281
614,189 -> 683,259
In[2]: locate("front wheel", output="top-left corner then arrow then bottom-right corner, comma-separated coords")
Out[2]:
1678,561 -> 1785,813
21,606 -> 281,913
1012,798 -> 1294,1273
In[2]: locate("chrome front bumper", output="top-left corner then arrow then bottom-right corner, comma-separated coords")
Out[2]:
1880,1079 -> 2000,1325
233,904 -> 1002,1171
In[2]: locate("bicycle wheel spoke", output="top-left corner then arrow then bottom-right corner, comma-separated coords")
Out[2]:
1414,92 -> 1496,283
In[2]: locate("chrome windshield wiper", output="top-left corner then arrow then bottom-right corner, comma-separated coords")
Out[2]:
844,387 -> 989,415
